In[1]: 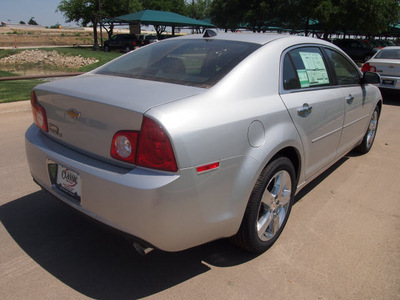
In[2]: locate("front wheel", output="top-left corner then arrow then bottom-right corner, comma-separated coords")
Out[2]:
231,157 -> 296,254
355,105 -> 380,154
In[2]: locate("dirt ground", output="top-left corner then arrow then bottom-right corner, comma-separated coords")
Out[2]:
0,96 -> 399,300
0,26 -> 96,47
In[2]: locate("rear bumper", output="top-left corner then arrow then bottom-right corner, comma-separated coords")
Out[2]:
25,125 -> 252,251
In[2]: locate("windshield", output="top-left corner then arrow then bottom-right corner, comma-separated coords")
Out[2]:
96,39 -> 260,87
375,48 -> 400,59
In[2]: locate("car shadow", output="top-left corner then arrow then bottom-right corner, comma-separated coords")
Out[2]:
381,90 -> 400,106
294,156 -> 348,203
0,156 -> 354,298
0,191 -> 257,299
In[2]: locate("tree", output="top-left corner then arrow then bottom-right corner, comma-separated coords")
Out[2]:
28,17 -> 38,25
210,0 -> 287,32
19,21 -> 26,25
210,0 -> 400,37
311,0 -> 400,39
187,0 -> 213,20
142,0 -> 187,15
57,0 -> 142,48
243,0 -> 284,32
345,0 -> 400,36
210,0 -> 246,31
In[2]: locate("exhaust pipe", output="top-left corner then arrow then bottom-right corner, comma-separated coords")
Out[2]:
133,242 -> 153,256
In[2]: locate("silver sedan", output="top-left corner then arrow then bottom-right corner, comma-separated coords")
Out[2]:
362,46 -> 400,91
25,31 -> 382,254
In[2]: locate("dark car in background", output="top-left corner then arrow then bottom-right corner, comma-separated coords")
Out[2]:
104,34 -> 139,52
138,34 -> 158,46
333,39 -> 378,62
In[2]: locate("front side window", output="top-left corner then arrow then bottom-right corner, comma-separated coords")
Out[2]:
97,39 -> 260,88
283,47 -> 330,90
324,48 -> 360,85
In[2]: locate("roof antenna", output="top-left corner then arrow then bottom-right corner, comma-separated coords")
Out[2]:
203,29 -> 217,38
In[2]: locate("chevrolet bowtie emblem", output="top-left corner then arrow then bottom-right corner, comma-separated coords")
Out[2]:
66,108 -> 81,119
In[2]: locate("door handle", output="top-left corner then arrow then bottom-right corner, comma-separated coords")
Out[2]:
297,103 -> 312,118
346,94 -> 354,104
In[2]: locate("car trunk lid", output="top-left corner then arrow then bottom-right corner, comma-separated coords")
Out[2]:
369,59 -> 400,77
34,74 -> 204,166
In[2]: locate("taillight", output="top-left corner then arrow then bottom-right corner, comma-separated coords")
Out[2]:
31,91 -> 48,132
137,117 -> 177,172
110,117 -> 177,172
361,63 -> 376,73
110,131 -> 139,164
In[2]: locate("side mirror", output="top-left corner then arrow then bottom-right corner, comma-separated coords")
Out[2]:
362,71 -> 381,84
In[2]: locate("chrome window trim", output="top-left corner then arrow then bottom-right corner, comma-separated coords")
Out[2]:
279,44 -> 363,95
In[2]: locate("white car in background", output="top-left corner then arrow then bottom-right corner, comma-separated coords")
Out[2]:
362,46 -> 400,91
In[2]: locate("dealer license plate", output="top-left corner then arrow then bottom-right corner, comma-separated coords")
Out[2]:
56,165 -> 81,199
382,79 -> 396,86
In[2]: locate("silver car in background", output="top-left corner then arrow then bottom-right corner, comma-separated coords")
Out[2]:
362,46 -> 400,91
25,31 -> 382,254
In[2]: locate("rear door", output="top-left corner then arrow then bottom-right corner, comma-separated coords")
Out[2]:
280,46 -> 345,178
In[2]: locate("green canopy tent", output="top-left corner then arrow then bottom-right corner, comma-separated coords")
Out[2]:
104,9 -> 214,37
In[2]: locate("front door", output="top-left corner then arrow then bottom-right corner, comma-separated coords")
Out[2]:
323,48 -> 375,156
280,46 -> 345,178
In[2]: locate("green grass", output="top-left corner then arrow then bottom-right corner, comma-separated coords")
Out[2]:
0,70 -> 42,103
0,76 -> 43,103
0,47 -> 122,103
0,80 -> 43,103
0,70 -> 17,77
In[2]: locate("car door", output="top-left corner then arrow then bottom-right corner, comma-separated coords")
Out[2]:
323,48 -> 375,156
280,46 -> 345,179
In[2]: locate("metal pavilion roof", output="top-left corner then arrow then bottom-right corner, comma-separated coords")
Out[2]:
105,10 -> 214,28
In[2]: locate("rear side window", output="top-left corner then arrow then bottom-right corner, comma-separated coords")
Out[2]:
375,48 -> 400,59
283,47 -> 330,90
282,55 -> 300,90
97,39 -> 260,88
324,48 -> 360,85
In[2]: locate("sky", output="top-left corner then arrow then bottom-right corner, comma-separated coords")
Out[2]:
1,0 -> 76,27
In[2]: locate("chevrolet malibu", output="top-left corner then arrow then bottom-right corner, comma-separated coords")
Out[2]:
25,31 -> 382,254
362,46 -> 400,91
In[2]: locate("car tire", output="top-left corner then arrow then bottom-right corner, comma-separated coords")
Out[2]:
355,105 -> 380,154
104,46 -> 109,52
231,156 -> 296,254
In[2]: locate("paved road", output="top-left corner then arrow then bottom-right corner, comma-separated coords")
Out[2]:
0,97 -> 399,299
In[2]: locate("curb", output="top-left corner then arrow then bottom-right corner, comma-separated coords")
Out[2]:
0,100 -> 30,114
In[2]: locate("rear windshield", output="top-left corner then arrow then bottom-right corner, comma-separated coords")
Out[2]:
96,39 -> 260,88
375,48 -> 400,59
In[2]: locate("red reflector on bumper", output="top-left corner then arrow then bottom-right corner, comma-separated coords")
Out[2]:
196,162 -> 220,173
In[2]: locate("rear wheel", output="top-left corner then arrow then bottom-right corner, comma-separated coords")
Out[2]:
232,157 -> 296,254
355,105 -> 380,154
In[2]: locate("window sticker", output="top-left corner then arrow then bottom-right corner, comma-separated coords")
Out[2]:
297,69 -> 310,87
299,52 -> 329,86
